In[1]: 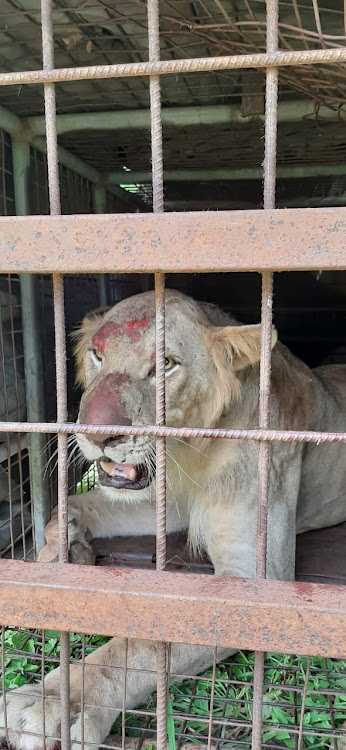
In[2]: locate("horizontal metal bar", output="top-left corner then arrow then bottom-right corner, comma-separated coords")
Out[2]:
0,49 -> 346,88
1,560 -> 345,657
109,164 -> 346,184
24,101 -> 343,137
0,420 -> 346,444
1,209 -> 346,274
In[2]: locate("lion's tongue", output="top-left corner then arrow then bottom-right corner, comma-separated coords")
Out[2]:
100,459 -> 137,481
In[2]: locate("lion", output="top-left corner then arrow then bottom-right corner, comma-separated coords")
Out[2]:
1,289 -> 346,750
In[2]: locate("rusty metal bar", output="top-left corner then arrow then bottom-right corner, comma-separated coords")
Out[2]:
147,0 -> 168,744
53,277 -> 69,565
207,648 -> 217,750
252,0 -> 279,742
297,657 -> 311,750
40,0 -> 70,747
1,210 -> 346,274
1,627 -> 8,743
148,2 -> 164,216
1,561 -> 346,657
0,48 -> 345,88
154,273 -> 168,750
2,420 -> 346,444
155,274 -> 166,572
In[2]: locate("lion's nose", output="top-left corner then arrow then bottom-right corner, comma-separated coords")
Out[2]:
78,374 -> 132,447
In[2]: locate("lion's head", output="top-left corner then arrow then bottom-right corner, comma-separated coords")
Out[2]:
74,290 -> 276,501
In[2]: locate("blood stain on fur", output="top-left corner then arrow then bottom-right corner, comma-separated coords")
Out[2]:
93,317 -> 149,351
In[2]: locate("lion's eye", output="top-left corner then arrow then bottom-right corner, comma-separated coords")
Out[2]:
148,357 -> 178,378
165,357 -> 176,372
92,349 -> 103,363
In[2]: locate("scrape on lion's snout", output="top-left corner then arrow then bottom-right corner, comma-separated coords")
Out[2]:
79,371 -> 132,446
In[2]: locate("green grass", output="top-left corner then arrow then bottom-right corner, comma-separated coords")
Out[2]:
75,461 -> 98,495
10,472 -> 343,746
3,630 -> 346,748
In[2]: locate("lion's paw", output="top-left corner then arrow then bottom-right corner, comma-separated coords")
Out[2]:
38,504 -> 94,566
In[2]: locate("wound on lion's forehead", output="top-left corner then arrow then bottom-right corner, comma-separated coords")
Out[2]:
92,317 -> 150,352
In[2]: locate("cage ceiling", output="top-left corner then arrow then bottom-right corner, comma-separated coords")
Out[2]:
0,0 -> 345,208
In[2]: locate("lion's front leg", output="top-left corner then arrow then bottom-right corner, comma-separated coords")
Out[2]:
38,488 -> 189,564
0,636 -> 231,750
0,637 -> 134,750
193,455 -> 301,581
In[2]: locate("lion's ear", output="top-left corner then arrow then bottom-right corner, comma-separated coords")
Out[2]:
71,307 -> 111,388
210,323 -> 277,372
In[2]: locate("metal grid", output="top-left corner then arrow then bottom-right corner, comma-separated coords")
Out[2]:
0,2 -> 346,750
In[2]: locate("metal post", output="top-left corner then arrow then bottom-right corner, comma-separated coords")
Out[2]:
92,183 -> 108,307
12,138 -> 50,553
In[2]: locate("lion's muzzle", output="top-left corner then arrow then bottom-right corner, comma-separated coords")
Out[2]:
78,373 -> 152,490
78,372 -> 131,447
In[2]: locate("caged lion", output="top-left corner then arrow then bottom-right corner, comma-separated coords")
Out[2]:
1,289 -> 346,750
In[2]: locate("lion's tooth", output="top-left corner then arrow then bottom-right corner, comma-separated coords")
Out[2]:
100,459 -> 115,475
100,460 -> 138,480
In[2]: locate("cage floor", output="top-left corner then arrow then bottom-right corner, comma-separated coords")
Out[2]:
92,522 -> 346,585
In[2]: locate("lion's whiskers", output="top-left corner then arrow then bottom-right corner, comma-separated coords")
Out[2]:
166,449 -> 201,489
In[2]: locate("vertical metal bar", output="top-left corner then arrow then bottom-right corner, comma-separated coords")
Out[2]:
297,657 -> 311,750
41,629 -> 47,750
207,648 -> 217,750
92,183 -> 108,307
53,276 -> 71,750
80,634 -> 86,750
154,274 -> 166,571
252,0 -> 278,746
148,0 -> 164,215
121,638 -> 129,750
40,2 -> 70,749
12,138 -> 51,554
1,626 -> 8,741
147,3 -> 167,750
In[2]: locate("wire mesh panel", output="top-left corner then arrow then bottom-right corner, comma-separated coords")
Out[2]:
1,2 -> 346,750
2,633 -> 346,749
0,275 -> 32,561
0,135 -> 33,561
30,146 -> 93,215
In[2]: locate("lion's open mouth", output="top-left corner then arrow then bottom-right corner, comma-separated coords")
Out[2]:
97,458 -> 152,490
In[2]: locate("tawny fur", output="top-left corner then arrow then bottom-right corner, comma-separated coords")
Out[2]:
1,290 -> 346,750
